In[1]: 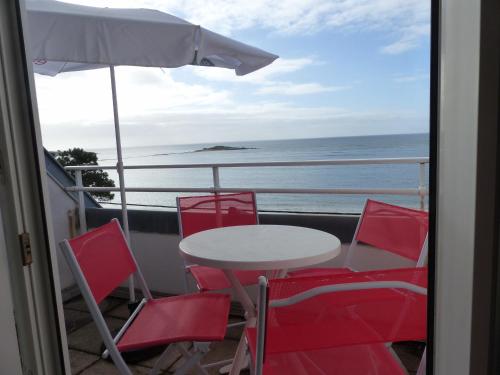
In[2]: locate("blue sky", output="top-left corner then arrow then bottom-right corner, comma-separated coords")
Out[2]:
34,0 -> 430,149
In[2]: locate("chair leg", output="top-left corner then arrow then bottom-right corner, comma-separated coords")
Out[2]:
227,321 -> 245,328
150,344 -> 177,375
175,342 -> 210,375
173,350 -> 205,375
416,348 -> 426,375
192,343 -> 211,375
387,344 -> 409,374
202,358 -> 233,369
226,334 -> 249,375
183,268 -> 192,294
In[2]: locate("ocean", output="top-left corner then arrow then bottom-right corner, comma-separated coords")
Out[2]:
93,133 -> 429,214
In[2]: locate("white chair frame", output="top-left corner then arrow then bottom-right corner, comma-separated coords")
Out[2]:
60,218 -> 229,375
254,276 -> 427,375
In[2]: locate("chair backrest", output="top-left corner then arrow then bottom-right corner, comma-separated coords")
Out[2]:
177,192 -> 258,238
347,199 -> 429,266
252,269 -> 428,374
61,219 -> 144,304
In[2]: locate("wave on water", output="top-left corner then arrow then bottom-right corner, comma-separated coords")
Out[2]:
193,145 -> 257,152
99,145 -> 257,161
99,150 -> 197,161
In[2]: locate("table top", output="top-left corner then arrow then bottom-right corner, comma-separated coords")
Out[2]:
178,224 -> 341,270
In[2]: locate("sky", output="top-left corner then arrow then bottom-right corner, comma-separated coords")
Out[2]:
33,0 -> 431,150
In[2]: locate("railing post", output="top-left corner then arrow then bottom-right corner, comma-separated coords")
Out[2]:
74,170 -> 87,234
418,162 -> 426,210
212,166 -> 220,193
212,166 -> 222,226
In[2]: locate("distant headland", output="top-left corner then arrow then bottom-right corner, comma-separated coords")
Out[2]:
194,145 -> 257,152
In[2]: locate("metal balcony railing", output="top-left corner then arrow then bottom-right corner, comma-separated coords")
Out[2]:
64,157 -> 429,232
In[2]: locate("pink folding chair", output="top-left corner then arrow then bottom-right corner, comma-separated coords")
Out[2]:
177,192 -> 262,292
246,268 -> 428,375
288,199 -> 429,278
60,219 -> 231,375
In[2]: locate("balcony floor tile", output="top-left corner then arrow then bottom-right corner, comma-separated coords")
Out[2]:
64,309 -> 93,334
68,317 -> 126,355
65,295 -> 124,314
78,359 -> 151,375
69,349 -> 99,374
136,343 -> 187,372
107,303 -> 132,320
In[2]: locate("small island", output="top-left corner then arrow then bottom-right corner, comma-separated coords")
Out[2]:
194,145 -> 257,152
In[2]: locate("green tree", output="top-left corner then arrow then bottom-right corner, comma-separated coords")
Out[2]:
54,148 -> 115,201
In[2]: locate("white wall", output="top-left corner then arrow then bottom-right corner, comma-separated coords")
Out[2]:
46,175 -> 78,290
130,232 -> 187,294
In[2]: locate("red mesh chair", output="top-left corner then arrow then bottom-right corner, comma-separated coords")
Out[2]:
288,199 -> 429,278
60,219 -> 230,375
246,268 -> 427,375
177,192 -> 262,291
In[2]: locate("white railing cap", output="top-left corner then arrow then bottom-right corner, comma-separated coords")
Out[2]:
64,157 -> 430,171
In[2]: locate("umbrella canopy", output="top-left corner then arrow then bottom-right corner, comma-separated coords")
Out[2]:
27,0 -> 278,76
26,0 -> 278,304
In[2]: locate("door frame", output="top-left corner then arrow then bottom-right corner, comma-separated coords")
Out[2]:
0,0 -> 69,373
432,0 -> 500,374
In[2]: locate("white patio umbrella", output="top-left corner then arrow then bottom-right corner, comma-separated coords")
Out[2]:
26,0 -> 278,302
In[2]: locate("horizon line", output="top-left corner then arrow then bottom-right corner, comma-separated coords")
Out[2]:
48,131 -> 429,152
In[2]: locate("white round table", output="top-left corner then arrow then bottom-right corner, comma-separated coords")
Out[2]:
179,224 -> 341,271
179,225 -> 341,316
179,225 -> 341,375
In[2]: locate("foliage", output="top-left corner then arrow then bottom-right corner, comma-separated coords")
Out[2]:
54,148 -> 115,201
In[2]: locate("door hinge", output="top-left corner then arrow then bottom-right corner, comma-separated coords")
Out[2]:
19,232 -> 32,266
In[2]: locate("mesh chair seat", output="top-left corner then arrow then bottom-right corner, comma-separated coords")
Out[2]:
117,294 -> 230,352
247,343 -> 406,375
190,265 -> 262,291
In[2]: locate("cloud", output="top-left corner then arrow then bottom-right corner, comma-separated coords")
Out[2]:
381,24 -> 430,54
192,57 -> 317,84
191,57 -> 339,97
192,57 -> 344,97
35,63 -> 426,149
41,102 -> 427,149
35,67 -> 232,126
61,0 -> 430,54
256,82 -> 348,96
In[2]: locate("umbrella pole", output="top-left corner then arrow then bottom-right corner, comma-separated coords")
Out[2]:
109,65 -> 136,304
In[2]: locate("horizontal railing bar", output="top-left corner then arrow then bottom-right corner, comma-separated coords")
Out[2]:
98,201 -> 376,215
64,157 -> 430,171
66,186 -> 428,196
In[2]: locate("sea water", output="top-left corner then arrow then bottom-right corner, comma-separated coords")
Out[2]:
93,133 -> 429,214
